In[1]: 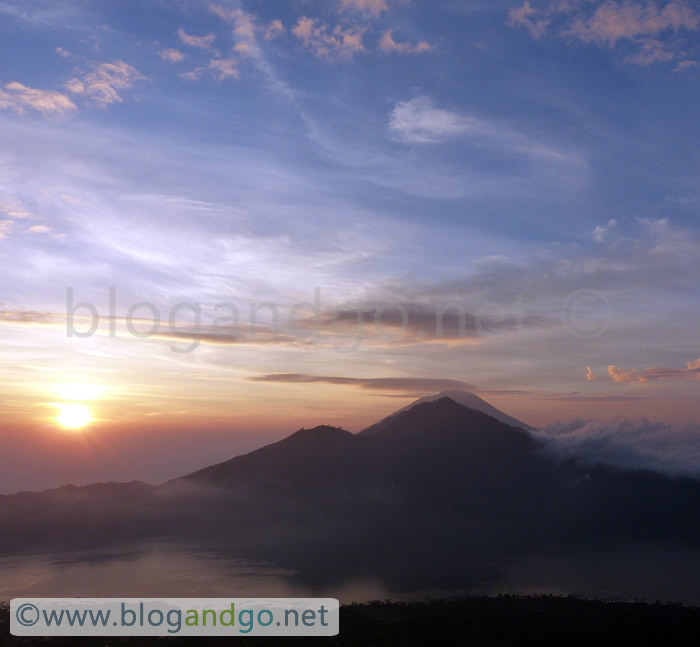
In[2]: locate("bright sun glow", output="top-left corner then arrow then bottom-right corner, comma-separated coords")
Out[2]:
56,403 -> 93,430
53,383 -> 104,401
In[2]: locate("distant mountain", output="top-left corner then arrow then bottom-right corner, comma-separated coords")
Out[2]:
360,390 -> 533,435
181,398 -> 546,511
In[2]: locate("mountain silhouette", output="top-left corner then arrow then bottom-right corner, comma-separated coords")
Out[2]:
3,394 -> 700,596
360,389 -> 533,435
180,397 -> 552,517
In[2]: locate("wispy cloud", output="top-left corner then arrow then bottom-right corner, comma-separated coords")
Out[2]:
0,309 -> 63,326
389,96 -> 485,143
566,0 -> 699,45
388,96 -> 578,162
592,218 -> 617,242
338,0 -> 392,18
159,48 -> 185,64
338,0 -> 410,19
608,359 -> 700,383
264,19 -> 285,40
296,303 -> 538,348
508,0 -> 700,66
177,28 -> 216,50
508,0 -> 550,39
207,58 -> 239,80
673,59 -> 698,72
181,58 -> 239,82
27,224 -> 53,234
65,61 -> 145,107
292,17 -> 366,62
0,196 -> 37,219
623,38 -> 673,64
0,82 -> 76,118
250,373 -> 476,393
379,29 -> 433,54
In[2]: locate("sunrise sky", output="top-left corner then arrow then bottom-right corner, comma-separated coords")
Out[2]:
0,0 -> 699,491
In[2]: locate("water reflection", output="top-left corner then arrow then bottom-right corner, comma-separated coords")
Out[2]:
3,543 -> 700,605
0,543 -> 389,603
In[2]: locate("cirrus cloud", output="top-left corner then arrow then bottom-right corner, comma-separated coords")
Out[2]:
388,96 -> 578,163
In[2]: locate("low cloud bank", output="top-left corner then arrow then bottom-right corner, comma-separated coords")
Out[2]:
531,418 -> 700,479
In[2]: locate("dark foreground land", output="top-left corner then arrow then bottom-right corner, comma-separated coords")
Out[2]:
3,596 -> 700,646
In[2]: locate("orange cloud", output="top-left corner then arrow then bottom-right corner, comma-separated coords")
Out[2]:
608,359 -> 700,383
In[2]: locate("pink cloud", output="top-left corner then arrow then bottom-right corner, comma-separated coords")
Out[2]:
0,82 -> 76,118
65,61 -> 145,107
379,29 -> 433,54
508,1 -> 700,66
508,1 -> 550,39
178,28 -> 216,50
566,0 -> 699,46
292,17 -> 366,62
624,39 -> 673,65
159,48 -> 185,64
265,19 -> 285,40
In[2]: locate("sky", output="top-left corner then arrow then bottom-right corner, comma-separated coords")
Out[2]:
0,0 -> 699,492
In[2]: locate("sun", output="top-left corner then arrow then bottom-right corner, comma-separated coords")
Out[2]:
56,403 -> 93,430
